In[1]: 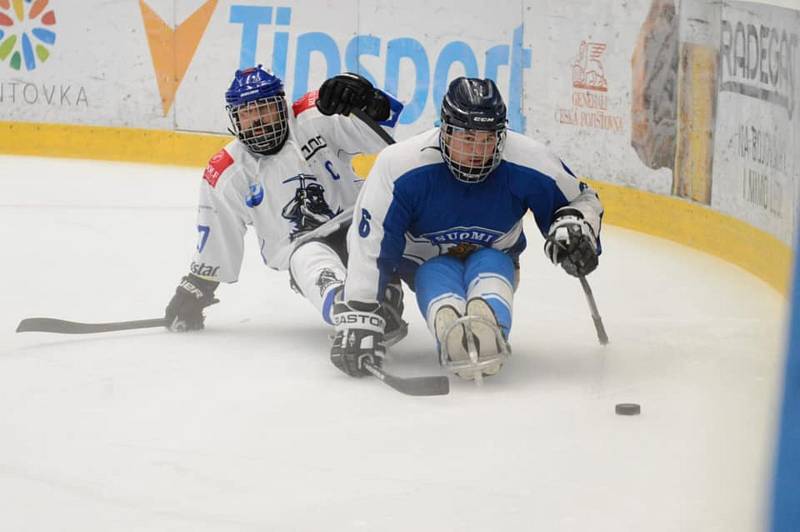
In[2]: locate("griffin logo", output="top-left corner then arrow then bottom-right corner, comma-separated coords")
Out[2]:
572,41 -> 608,92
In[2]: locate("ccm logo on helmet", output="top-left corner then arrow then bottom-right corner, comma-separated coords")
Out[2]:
472,116 -> 494,122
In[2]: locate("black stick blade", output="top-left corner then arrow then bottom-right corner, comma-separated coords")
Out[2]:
364,362 -> 450,396
384,374 -> 450,396
16,317 -> 167,334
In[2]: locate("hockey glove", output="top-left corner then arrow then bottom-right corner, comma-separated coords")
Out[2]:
316,73 -> 391,122
165,274 -> 220,332
544,211 -> 599,277
330,300 -> 386,377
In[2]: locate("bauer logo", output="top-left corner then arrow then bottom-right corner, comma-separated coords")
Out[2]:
0,0 -> 58,71
227,5 -> 532,132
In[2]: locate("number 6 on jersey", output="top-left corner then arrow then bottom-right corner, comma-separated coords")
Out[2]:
358,209 -> 372,237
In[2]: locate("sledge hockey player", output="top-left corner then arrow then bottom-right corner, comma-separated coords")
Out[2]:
330,77 -> 604,381
164,65 -> 407,344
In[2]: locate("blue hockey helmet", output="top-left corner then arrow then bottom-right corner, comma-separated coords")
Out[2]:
439,77 -> 507,183
225,66 -> 290,155
225,65 -> 285,106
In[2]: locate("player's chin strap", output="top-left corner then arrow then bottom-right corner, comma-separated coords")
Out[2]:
438,315 -> 511,386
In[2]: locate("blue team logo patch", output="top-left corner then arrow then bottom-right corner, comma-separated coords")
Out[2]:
421,226 -> 504,247
246,183 -> 264,208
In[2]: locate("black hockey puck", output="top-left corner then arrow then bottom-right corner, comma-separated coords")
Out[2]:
615,403 -> 641,416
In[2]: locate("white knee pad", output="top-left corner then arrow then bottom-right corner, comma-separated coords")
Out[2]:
289,241 -> 346,323
466,272 -> 514,318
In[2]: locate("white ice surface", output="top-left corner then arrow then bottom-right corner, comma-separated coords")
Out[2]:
0,155 -> 789,532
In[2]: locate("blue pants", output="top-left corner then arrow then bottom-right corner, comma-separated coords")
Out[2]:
413,248 -> 516,337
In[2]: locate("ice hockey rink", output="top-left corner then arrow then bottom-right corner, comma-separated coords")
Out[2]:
0,155 -> 789,531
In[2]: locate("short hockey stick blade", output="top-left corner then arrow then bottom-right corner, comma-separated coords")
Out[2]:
16,317 -> 168,334
363,362 -> 450,396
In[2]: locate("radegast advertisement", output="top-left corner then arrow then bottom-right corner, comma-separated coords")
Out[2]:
712,0 -> 799,245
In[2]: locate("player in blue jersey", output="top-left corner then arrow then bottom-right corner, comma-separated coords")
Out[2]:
329,77 -> 604,381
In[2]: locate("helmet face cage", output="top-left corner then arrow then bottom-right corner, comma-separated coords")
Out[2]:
439,123 -> 507,183
227,95 -> 289,155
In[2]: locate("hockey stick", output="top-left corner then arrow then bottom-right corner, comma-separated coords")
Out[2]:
351,107 -> 396,146
291,109 -> 395,249
290,206 -> 354,249
578,275 -> 609,345
363,361 -> 450,396
16,317 -> 167,334
17,111 -> 396,336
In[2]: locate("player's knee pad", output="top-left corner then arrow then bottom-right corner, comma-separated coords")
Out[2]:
290,241 -> 346,325
464,249 -> 515,336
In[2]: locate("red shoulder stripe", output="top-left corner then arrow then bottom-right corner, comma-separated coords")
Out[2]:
203,148 -> 234,188
292,90 -> 319,117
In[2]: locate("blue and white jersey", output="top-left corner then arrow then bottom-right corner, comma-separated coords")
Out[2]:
344,128 -> 603,303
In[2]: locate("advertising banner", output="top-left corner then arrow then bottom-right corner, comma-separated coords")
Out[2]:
0,0 -> 797,245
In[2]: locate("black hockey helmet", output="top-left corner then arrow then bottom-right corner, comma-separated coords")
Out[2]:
439,77 -> 507,183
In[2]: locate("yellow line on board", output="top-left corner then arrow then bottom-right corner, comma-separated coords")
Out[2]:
0,121 -> 228,167
0,121 -> 791,294
586,180 -> 792,295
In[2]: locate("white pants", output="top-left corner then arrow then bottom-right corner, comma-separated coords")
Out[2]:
288,240 -> 346,325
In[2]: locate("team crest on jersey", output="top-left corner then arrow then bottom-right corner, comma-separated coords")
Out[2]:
246,183 -> 264,208
281,173 -> 341,239
421,226 -> 504,255
204,149 -> 233,188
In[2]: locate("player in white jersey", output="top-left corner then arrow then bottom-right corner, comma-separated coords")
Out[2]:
164,65 -> 407,342
330,77 -> 604,380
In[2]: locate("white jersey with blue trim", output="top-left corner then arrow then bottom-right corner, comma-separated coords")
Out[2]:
189,90 -> 402,282
344,128 -> 603,303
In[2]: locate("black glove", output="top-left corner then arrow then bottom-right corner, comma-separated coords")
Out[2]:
165,274 -> 220,332
544,211 -> 599,277
330,300 -> 386,377
316,73 -> 390,122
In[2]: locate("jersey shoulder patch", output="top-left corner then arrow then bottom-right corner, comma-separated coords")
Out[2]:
292,90 -> 319,117
203,148 -> 234,188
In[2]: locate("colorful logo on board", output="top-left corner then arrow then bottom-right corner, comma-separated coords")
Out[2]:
0,0 -> 57,71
